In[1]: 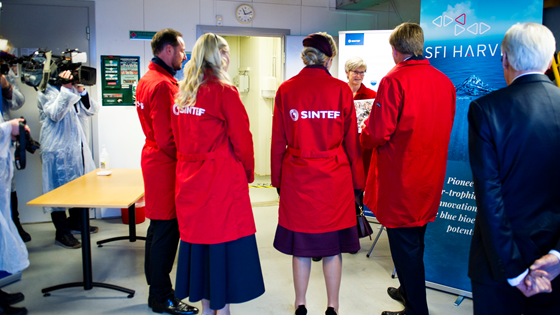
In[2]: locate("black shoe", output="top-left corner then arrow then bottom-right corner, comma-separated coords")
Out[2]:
326,307 -> 337,315
312,257 -> 322,262
151,297 -> 199,315
0,304 -> 27,315
387,287 -> 406,306
70,225 -> 99,235
381,311 -> 406,315
295,305 -> 307,315
55,234 -> 81,249
0,290 -> 24,306
16,226 -> 31,243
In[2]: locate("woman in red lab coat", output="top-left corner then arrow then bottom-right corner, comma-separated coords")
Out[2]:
171,33 -> 265,315
271,33 -> 365,315
345,56 -> 378,216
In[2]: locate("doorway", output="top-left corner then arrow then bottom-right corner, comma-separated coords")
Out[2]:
221,35 -> 282,177
197,26 -> 289,177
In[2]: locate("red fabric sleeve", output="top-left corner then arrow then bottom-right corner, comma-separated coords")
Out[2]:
150,82 -> 177,160
342,87 -> 366,190
271,90 -> 286,188
221,86 -> 255,183
365,77 -> 401,148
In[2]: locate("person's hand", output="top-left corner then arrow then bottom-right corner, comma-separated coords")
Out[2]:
59,70 -> 74,89
0,75 -> 9,89
530,254 -> 560,281
76,84 -> 85,94
516,273 -> 552,297
8,118 -> 28,140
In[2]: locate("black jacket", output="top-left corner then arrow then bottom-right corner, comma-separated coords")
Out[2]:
467,74 -> 560,284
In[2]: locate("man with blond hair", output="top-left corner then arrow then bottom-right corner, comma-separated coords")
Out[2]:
361,23 -> 455,315
468,22 -> 560,314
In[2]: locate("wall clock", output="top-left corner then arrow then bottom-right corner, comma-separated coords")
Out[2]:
236,4 -> 254,24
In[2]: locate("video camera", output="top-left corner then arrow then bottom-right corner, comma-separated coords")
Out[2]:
4,48 -> 97,91
14,117 -> 40,171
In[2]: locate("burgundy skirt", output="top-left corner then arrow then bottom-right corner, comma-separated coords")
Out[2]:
273,224 -> 360,257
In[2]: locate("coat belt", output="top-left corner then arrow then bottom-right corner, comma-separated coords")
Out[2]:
287,146 -> 343,159
145,139 -> 158,148
177,145 -> 229,162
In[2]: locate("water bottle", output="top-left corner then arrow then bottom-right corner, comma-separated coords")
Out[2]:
100,145 -> 110,170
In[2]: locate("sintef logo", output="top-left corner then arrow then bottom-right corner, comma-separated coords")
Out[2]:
289,109 -> 341,121
290,109 -> 299,121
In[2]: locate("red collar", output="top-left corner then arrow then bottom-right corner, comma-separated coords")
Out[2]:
149,62 -> 178,84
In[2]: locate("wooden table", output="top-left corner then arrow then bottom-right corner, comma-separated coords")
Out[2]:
27,169 -> 145,298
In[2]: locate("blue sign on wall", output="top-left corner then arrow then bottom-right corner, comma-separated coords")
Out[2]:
345,33 -> 364,45
420,0 -> 543,296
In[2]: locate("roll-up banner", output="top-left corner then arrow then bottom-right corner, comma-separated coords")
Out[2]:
420,0 -> 543,297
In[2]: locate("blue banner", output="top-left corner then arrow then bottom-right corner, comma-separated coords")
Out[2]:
345,33 -> 365,45
420,0 -> 543,295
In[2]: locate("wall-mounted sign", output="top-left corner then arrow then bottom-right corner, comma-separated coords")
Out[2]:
101,55 -> 140,106
129,31 -> 156,40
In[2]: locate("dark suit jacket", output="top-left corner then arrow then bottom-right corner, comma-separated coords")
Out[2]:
468,74 -> 560,284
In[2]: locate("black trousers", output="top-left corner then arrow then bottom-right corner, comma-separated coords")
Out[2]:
472,276 -> 560,315
386,225 -> 429,315
51,208 -> 85,238
145,218 -> 180,303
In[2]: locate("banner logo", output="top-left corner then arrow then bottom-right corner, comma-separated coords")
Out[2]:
432,12 -> 491,36
345,33 -> 364,46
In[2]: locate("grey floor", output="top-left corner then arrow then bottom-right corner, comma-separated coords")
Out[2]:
6,182 -> 473,314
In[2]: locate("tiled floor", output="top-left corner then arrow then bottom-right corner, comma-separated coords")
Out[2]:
4,184 -> 473,314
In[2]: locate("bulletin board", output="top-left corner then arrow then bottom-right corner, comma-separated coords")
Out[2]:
100,55 -> 140,106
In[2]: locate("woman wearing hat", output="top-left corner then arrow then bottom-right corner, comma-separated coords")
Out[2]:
271,32 -> 365,315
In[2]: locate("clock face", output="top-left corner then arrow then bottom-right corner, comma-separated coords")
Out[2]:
236,4 -> 254,24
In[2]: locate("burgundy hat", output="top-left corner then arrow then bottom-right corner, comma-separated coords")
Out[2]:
303,34 -> 333,57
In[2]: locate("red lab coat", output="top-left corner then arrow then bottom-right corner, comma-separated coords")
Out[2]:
136,62 -> 177,220
171,76 -> 256,244
354,83 -> 377,202
271,67 -> 365,234
361,58 -> 456,228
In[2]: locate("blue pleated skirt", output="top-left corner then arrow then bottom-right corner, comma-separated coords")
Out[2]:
175,234 -> 265,310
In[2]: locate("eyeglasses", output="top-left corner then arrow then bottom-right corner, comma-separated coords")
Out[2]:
350,70 -> 366,76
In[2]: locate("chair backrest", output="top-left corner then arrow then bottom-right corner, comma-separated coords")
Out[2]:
552,52 -> 560,88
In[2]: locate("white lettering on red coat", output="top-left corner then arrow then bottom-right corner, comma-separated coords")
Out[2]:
173,104 -> 206,116
299,110 -> 340,120
135,101 -> 144,109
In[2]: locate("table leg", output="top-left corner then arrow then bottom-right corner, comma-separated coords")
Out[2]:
97,204 -> 146,247
82,208 -> 93,290
42,208 -> 135,298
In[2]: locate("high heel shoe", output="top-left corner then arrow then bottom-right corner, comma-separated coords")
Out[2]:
295,305 -> 307,315
326,306 -> 337,315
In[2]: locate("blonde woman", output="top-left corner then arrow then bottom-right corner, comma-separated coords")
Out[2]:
271,33 -> 365,315
171,33 -> 265,315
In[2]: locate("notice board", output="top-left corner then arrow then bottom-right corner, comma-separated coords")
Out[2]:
101,55 -> 140,106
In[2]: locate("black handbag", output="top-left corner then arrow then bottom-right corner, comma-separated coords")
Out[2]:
357,206 -> 373,239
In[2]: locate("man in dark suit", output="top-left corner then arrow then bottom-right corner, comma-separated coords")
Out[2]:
468,22 -> 560,315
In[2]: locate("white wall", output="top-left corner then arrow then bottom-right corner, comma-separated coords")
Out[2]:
93,0 -> 411,176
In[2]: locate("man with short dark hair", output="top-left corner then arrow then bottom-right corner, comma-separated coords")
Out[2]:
361,22 -> 456,315
468,22 -> 560,315
136,28 -> 197,315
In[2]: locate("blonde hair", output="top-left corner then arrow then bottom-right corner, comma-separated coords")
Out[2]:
301,32 -> 338,66
176,33 -> 231,108
345,56 -> 367,73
